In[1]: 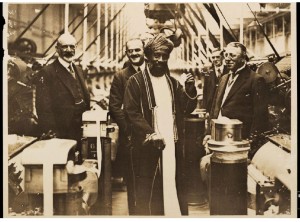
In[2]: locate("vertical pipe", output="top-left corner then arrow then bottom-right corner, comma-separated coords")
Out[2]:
115,4 -> 119,63
121,9 -> 124,60
82,3 -> 88,70
97,3 -> 101,56
240,5 -> 244,43
64,3 -> 69,33
110,4 -> 114,64
104,3 -> 109,67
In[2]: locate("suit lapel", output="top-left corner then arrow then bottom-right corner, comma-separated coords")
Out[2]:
54,60 -> 77,98
223,67 -> 250,105
74,65 -> 90,103
128,65 -> 137,77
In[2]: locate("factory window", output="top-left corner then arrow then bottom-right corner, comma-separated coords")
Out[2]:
274,16 -> 283,36
284,13 -> 291,35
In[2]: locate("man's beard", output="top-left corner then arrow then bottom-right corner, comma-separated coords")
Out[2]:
149,62 -> 168,77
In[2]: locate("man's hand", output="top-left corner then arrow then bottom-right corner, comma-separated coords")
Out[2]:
143,133 -> 166,151
184,73 -> 195,92
202,135 -> 211,154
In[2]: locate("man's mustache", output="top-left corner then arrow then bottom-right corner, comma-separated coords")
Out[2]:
130,55 -> 141,59
63,52 -> 74,57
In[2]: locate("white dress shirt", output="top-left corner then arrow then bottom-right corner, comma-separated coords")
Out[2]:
218,63 -> 246,119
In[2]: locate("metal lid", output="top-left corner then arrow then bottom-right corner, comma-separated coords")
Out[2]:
212,118 -> 243,126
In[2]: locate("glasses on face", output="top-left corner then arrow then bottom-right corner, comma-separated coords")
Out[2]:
211,56 -> 221,59
224,52 -> 240,60
60,44 -> 76,50
126,48 -> 142,54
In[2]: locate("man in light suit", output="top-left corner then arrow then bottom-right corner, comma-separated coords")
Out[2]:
202,48 -> 229,114
109,38 -> 146,215
35,33 -> 90,144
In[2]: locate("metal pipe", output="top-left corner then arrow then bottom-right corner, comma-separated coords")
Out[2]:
104,3 -> 108,67
64,3 -> 69,32
82,3 -> 88,70
90,15 -> 130,64
71,4 -> 97,35
77,4 -> 126,60
15,4 -> 50,42
240,5 -> 244,43
110,4 -> 115,63
97,3 -> 101,56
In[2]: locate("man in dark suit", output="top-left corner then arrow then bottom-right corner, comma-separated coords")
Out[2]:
200,42 -> 269,198
209,42 -> 269,139
202,48 -> 229,114
35,33 -> 90,145
109,38 -> 146,215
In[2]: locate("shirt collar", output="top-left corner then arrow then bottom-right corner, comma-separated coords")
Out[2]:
132,62 -> 145,73
214,64 -> 224,73
58,57 -> 72,69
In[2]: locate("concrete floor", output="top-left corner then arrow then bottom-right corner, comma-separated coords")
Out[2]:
111,181 -> 259,217
111,182 -> 210,217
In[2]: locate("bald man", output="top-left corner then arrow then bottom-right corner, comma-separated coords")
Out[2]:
36,33 -> 90,144
124,33 -> 197,216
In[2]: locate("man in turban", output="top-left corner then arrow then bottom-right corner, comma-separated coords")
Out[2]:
123,33 -> 197,216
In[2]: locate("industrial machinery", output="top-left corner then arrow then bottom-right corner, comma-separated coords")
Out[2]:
248,133 -> 291,215
144,3 -> 185,47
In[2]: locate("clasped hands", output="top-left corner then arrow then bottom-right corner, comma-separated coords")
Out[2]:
143,133 -> 166,151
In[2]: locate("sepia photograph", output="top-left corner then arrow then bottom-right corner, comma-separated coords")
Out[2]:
2,1 -> 297,218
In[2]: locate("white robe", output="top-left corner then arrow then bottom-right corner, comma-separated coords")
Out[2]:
149,74 -> 181,216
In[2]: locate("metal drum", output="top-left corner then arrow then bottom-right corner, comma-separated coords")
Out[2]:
211,119 -> 243,142
184,117 -> 206,204
208,140 -> 250,215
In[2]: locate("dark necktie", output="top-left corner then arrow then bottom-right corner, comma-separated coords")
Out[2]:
68,64 -> 76,79
137,67 -> 141,72
216,68 -> 222,79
